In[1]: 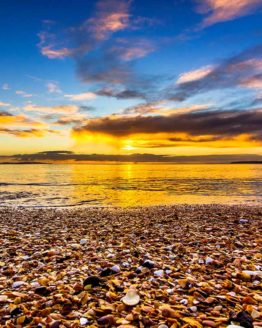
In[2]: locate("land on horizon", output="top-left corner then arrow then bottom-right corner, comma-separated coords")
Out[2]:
1,150 -> 262,164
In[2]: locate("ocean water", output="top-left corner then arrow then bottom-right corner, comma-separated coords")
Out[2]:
0,163 -> 262,207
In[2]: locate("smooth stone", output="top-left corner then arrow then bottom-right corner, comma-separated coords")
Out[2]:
80,317 -> 88,325
111,265 -> 120,273
205,257 -> 214,264
97,315 -> 115,325
239,219 -> 249,224
83,276 -> 101,287
80,239 -> 87,245
10,307 -> 23,317
136,266 -> 143,274
71,243 -> 81,249
154,269 -> 164,277
180,299 -> 188,305
0,295 -> 8,302
12,281 -> 26,288
50,321 -> 60,328
142,259 -> 154,268
190,306 -> 198,312
100,268 -> 113,277
34,286 -> 50,296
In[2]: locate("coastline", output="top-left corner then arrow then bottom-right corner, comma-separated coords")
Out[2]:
0,205 -> 261,327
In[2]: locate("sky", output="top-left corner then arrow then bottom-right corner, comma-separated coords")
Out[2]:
0,0 -> 262,157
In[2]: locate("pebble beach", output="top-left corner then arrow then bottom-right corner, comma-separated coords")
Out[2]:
0,205 -> 261,327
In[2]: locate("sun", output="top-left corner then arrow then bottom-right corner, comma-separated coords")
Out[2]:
122,139 -> 136,151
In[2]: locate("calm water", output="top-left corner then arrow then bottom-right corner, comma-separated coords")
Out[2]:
0,163 -> 262,207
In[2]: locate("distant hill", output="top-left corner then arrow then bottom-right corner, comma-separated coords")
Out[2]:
231,161 -> 262,164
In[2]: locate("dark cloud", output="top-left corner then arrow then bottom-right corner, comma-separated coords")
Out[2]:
73,108 -> 262,140
0,110 -> 12,117
0,128 -> 58,138
168,44 -> 262,101
39,0 -> 160,92
96,87 -> 146,99
79,105 -> 95,112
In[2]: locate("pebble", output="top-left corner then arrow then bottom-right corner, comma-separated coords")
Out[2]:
203,320 -> 217,327
111,264 -> 121,273
12,281 -> 26,288
79,317 -> 88,325
0,206 -> 261,327
154,269 -> 164,277
83,275 -> 101,287
142,259 -> 155,268
205,256 -> 214,264
97,314 -> 115,325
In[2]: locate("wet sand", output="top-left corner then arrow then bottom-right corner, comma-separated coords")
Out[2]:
0,205 -> 261,327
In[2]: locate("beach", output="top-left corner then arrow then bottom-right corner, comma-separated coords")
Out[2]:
0,205 -> 261,327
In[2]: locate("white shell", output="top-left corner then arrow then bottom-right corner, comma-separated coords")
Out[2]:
111,265 -> 121,273
227,325 -> 245,328
154,269 -> 164,277
80,317 -> 88,325
122,288 -> 140,306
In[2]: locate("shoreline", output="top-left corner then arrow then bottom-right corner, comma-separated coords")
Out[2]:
0,202 -> 262,210
0,205 -> 261,327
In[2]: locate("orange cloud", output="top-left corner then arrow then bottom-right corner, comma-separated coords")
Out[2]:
72,107 -> 262,153
87,0 -> 130,40
198,0 -> 262,26
0,101 -> 10,107
241,76 -> 262,89
23,104 -> 79,114
41,46 -> 71,59
65,92 -> 96,101
0,128 -> 58,138
176,65 -> 214,84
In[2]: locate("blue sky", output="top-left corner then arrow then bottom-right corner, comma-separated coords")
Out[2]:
0,0 -> 262,156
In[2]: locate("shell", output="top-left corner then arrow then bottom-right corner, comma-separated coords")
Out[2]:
122,288 -> 140,306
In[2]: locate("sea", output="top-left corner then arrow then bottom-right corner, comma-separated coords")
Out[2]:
0,163 -> 262,207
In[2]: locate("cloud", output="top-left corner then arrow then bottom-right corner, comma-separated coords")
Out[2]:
38,0 -> 159,90
240,74 -> 262,89
109,38 -> 157,61
16,90 -> 33,98
47,82 -> 62,93
96,87 -> 146,99
0,110 -> 48,136
23,104 -> 79,114
2,83 -> 10,91
0,128 -> 58,138
176,65 -> 214,84
55,113 -> 88,125
0,101 -> 10,107
41,46 -> 71,59
197,0 -> 262,27
169,44 -> 262,101
72,107 -> 262,144
86,0 -> 131,40
65,92 -> 96,101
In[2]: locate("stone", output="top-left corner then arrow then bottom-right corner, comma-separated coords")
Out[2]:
142,259 -> 154,268
12,281 -> 26,288
83,276 -> 101,287
80,317 -> 88,325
